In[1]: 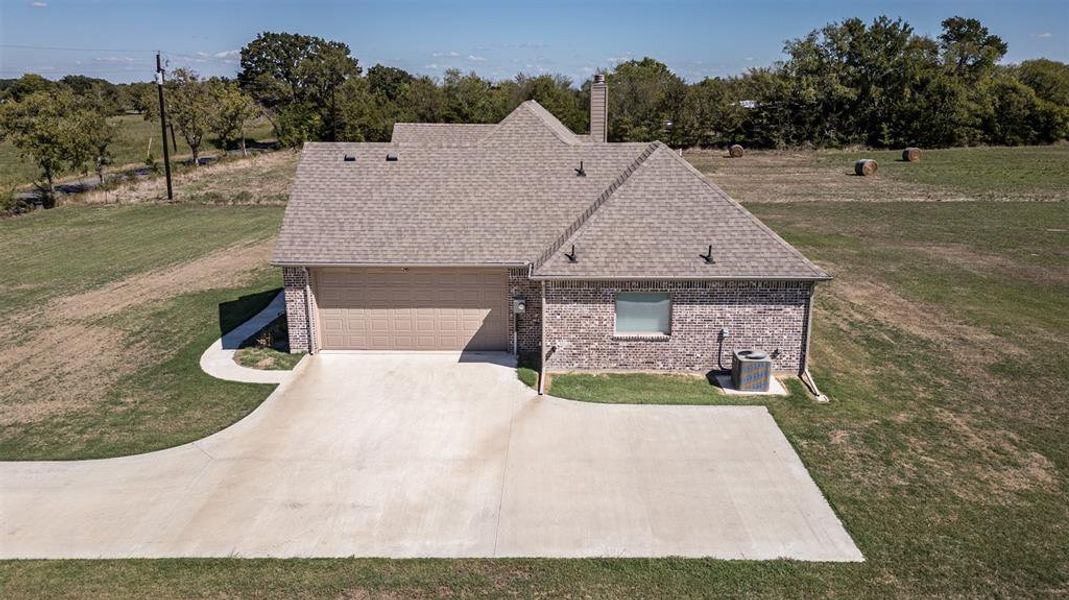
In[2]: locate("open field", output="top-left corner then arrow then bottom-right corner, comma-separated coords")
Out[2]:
75,148 -> 299,206
687,144 -> 1069,203
0,113 -> 275,191
1,147 -> 1067,597
0,204 -> 284,459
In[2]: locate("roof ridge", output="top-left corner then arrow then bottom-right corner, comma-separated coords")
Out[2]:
522,101 -> 580,145
482,100 -> 580,146
532,141 -> 661,271
658,148 -> 830,279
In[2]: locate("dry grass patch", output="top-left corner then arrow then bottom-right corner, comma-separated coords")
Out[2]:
50,240 -> 275,321
75,150 -> 299,206
0,324 -> 138,423
686,148 -> 943,203
686,145 -> 1069,203
2,238 -> 277,425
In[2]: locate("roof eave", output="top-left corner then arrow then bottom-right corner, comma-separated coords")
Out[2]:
270,259 -> 531,269
528,273 -> 833,282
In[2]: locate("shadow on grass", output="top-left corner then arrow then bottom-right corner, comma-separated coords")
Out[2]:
217,287 -> 282,337
516,352 -> 541,389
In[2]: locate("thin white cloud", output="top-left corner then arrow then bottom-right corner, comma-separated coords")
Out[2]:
93,56 -> 136,64
30,1 -> 47,7
1031,32 -> 1053,38
432,51 -> 461,58
213,49 -> 240,59
467,55 -> 487,62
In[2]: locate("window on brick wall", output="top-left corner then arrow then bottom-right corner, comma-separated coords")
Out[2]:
615,292 -> 671,335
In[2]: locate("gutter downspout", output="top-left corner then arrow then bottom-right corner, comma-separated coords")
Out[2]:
538,280 -> 547,395
303,266 -> 315,355
799,282 -> 828,403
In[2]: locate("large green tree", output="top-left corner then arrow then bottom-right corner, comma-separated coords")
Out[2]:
165,68 -> 214,166
208,79 -> 261,156
238,32 -> 361,143
440,69 -> 502,123
604,58 -> 687,143
1016,59 -> 1069,106
939,16 -> 1008,82
0,89 -> 112,201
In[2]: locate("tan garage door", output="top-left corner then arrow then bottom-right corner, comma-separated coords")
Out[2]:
313,267 -> 509,351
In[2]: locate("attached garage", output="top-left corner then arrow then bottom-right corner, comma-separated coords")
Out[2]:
312,267 -> 509,351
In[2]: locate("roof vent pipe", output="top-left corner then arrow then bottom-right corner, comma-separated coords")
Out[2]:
590,74 -> 608,143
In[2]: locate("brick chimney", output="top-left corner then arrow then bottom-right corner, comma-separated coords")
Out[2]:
590,73 -> 607,143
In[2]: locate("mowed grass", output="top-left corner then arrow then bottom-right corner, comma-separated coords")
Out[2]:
0,113 -> 274,190
0,203 -> 282,316
817,145 -> 1069,200
547,371 -> 817,406
688,143 -> 1069,203
0,278 -> 283,459
3,201 -> 1066,597
0,203 -> 285,459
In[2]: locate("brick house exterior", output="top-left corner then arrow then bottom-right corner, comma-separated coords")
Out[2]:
509,268 -> 543,356
283,266 -> 319,355
286,268 -> 814,374
274,91 -> 829,383
541,280 -> 812,373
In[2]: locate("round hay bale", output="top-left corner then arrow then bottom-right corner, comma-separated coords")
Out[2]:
854,159 -> 878,176
728,144 -> 745,158
902,147 -> 921,162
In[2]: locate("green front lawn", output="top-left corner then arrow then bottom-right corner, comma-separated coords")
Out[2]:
546,371 -> 811,406
0,203 -> 285,460
0,203 -> 282,317
0,272 -> 283,461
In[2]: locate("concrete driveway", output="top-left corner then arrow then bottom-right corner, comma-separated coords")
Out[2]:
0,353 -> 862,560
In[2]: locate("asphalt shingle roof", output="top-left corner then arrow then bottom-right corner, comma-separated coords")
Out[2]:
390,123 -> 496,146
273,101 -> 828,280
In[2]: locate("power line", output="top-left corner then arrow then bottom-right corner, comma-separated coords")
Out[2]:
0,44 -> 237,63
0,43 -> 157,53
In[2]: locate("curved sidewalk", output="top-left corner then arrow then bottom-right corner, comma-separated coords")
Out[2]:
199,291 -> 296,384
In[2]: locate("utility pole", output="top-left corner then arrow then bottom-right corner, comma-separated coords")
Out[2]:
155,51 -> 174,200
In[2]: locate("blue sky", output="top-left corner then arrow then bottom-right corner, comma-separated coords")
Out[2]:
1,0 -> 1066,84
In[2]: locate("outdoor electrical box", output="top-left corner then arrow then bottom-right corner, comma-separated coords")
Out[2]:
512,297 -> 526,315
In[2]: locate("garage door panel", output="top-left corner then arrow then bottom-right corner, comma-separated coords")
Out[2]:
313,268 -> 508,351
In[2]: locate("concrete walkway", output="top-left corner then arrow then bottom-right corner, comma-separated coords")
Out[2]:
198,291 -> 294,384
0,352 -> 862,561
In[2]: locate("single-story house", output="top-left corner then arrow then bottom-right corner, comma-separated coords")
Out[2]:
273,75 -> 830,386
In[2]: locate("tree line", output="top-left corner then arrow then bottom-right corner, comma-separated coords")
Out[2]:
223,18 -> 1068,149
2,14 -> 1067,207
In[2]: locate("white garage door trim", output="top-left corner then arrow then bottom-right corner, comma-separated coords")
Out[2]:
312,267 -> 509,351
